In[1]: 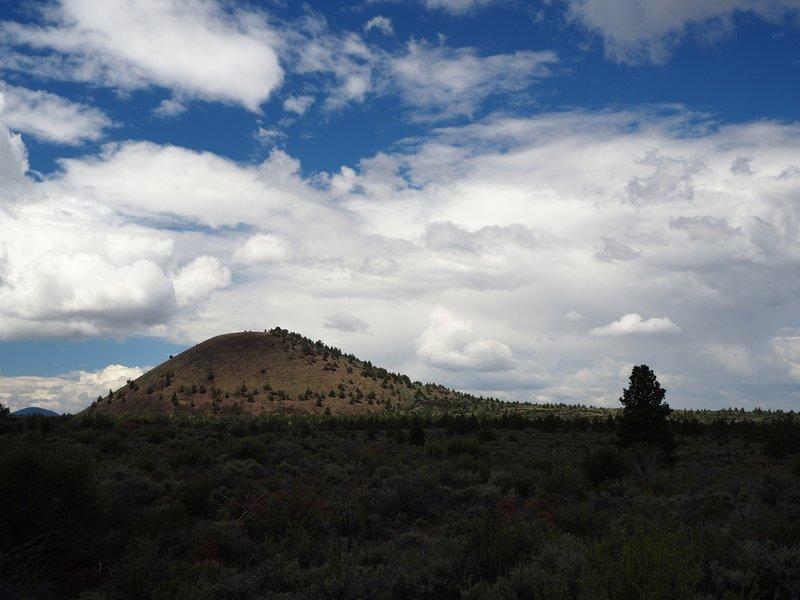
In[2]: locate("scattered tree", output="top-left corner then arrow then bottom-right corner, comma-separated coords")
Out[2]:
617,364 -> 674,450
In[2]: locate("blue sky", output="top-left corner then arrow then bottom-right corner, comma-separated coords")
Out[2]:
1,0 -> 800,413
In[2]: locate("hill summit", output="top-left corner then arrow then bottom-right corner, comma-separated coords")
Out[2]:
89,328 -> 477,416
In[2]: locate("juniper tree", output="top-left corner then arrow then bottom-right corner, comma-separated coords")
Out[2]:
617,364 -> 674,450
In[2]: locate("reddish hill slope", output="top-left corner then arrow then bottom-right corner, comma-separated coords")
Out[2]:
89,328 -> 472,416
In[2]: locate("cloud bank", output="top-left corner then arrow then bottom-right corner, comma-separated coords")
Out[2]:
3,108 -> 800,410
0,365 -> 144,414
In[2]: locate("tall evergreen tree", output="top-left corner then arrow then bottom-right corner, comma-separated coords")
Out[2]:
617,365 -> 674,450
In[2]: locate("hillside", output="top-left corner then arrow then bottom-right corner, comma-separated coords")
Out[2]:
88,328 -> 481,416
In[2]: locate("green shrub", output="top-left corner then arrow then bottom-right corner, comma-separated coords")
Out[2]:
583,446 -> 628,484
586,517 -> 701,600
0,439 -> 100,548
545,461 -> 585,496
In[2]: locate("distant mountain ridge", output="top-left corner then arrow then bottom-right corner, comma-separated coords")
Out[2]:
88,328 -> 483,417
12,407 -> 59,417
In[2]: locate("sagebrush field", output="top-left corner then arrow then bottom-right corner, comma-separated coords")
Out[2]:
2,408 -> 799,599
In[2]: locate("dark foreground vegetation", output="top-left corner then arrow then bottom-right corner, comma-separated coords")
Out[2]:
2,408 -> 800,599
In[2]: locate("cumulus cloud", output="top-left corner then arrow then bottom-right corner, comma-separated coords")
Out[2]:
172,256 -> 231,306
0,253 -> 176,339
283,95 -> 315,115
388,41 -> 557,119
0,0 -> 283,110
0,81 -> 112,144
0,364 -> 144,414
416,309 -> 515,371
565,0 -> 800,64
53,143 -> 332,230
232,234 -> 289,265
625,149 -> 708,205
154,97 -> 188,118
590,313 -> 681,336
289,15 -> 375,109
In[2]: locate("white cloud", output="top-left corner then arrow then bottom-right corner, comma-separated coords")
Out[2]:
0,81 -> 112,144
388,41 -> 557,119
283,95 -> 315,115
364,16 -> 394,35
280,14 -> 557,119
172,256 -> 231,306
0,364 -> 144,414
590,313 -> 681,336
416,308 -> 515,371
232,234 -> 289,264
154,97 -> 188,118
0,0 -> 283,110
52,143 -> 331,230
565,0 -> 800,64
289,16 -> 376,109
0,252 -> 176,338
0,122 -> 28,181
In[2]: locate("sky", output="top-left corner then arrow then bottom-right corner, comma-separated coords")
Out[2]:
1,0 -> 800,414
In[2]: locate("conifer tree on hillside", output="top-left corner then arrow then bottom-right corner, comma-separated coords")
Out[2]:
617,364 -> 674,450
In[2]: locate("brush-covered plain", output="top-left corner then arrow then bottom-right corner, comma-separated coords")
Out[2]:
1,408 -> 800,599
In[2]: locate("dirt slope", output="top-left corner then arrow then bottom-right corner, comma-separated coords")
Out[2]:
89,328 -> 457,416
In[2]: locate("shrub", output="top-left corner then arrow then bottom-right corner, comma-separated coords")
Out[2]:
408,418 -> 426,446
0,439 -> 100,549
545,461 -> 586,496
583,446 -> 628,484
587,517 -> 701,600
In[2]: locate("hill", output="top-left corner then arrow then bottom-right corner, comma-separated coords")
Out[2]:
88,328 -> 483,416
11,406 -> 59,417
